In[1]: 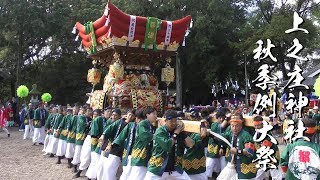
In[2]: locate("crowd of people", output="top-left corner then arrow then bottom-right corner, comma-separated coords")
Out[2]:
0,98 -> 18,137
1,99 -> 320,180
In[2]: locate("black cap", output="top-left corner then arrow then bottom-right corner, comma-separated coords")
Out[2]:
112,108 -> 121,115
164,109 -> 178,120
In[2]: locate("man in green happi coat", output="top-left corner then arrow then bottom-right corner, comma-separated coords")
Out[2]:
23,103 -> 34,140
145,109 -> 193,180
71,106 -> 87,172
96,108 -> 128,180
65,106 -> 79,168
206,109 -> 230,178
56,108 -> 72,164
47,106 -> 63,156
85,109 -> 104,180
93,107 -> 113,155
114,109 -> 144,180
42,106 -> 55,153
127,107 -> 157,179
74,108 -> 96,178
219,113 -> 257,180
32,102 -> 48,145
280,118 -> 320,180
100,109 -> 136,180
183,129 -> 208,180
88,106 -> 114,179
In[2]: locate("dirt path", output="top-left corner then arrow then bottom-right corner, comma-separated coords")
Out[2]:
0,127 -> 87,180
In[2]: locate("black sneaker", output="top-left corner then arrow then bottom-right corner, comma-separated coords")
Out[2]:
39,143 -> 44,145
72,173 -> 80,179
72,170 -> 81,179
7,134 -> 10,137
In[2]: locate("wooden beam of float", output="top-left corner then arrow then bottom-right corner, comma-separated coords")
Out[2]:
157,116 -> 270,133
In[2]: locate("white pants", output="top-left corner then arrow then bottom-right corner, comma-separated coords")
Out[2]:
65,142 -> 75,159
33,128 -> 41,143
129,166 -> 148,180
29,120 -> 34,135
206,157 -> 226,177
79,135 -> 91,170
56,139 -> 67,156
96,154 -> 108,180
23,125 -> 32,139
46,136 -> 59,154
72,145 -> 82,165
0,127 -> 9,134
144,171 -> 191,180
40,126 -> 45,143
42,134 -> 50,152
101,154 -> 121,180
45,135 -> 53,153
255,166 -> 282,180
120,156 -> 132,180
86,152 -> 100,179
188,173 -> 207,180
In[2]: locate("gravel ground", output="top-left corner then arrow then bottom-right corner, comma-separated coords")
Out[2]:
0,127 -> 87,180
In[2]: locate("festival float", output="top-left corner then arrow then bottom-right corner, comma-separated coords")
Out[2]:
74,2 -> 192,114
74,2 -> 269,132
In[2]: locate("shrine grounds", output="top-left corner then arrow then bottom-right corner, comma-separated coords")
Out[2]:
0,127 -> 285,180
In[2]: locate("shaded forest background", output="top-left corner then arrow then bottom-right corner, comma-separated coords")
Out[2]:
0,0 -> 319,106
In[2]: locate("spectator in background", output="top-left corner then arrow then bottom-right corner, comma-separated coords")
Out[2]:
0,103 -> 10,137
19,104 -> 26,131
6,102 -> 14,127
24,103 -> 35,140
11,97 -> 18,126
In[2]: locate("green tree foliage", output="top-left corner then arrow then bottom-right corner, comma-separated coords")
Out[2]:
233,0 -> 320,80
0,0 -> 103,104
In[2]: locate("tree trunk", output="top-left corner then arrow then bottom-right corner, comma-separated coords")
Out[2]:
277,45 -> 288,80
10,78 -> 15,98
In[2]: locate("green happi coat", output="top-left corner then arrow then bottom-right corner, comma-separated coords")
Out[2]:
207,122 -> 220,158
101,119 -> 126,157
90,116 -> 104,152
223,129 -> 257,179
113,122 -> 136,166
207,122 -> 230,158
147,125 -> 185,176
280,139 -> 320,180
131,119 -> 155,167
57,114 -> 72,141
24,109 -> 34,125
33,108 -> 48,128
67,115 -> 78,143
53,114 -> 64,138
45,113 -> 55,135
183,133 -> 206,175
75,115 -> 88,145
94,118 -> 113,154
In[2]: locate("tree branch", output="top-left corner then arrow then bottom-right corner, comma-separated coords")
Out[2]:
257,0 -> 271,24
